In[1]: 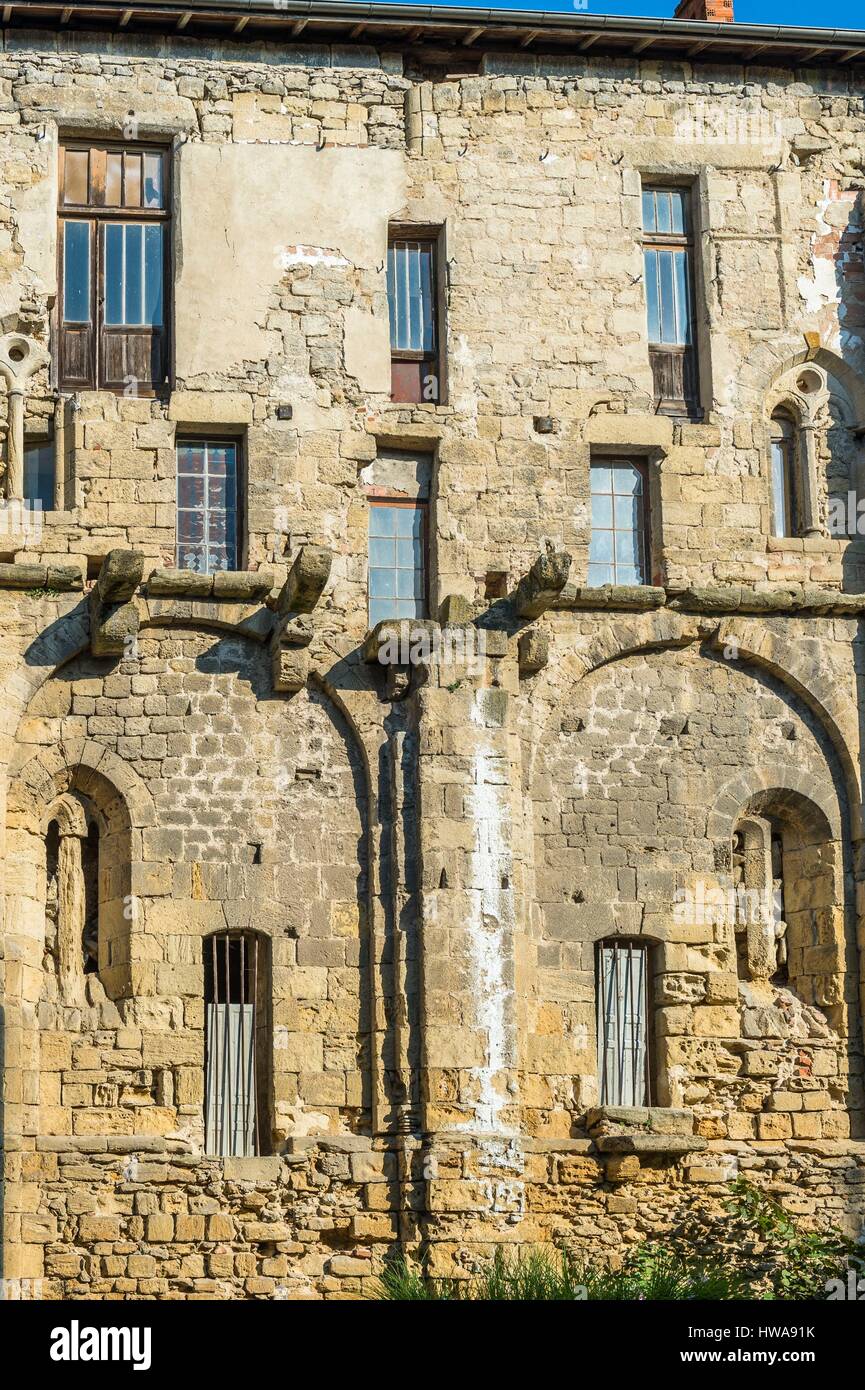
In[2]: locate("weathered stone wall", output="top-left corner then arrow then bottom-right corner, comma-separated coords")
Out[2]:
1,23 -> 865,1297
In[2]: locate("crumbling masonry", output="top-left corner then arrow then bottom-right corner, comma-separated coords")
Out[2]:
2,2 -> 865,1298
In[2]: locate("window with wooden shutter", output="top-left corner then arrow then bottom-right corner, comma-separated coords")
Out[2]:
641,186 -> 700,417
58,142 -> 170,393
596,939 -> 652,1107
387,232 -> 443,403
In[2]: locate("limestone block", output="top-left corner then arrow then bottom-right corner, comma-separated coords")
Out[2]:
212,570 -> 274,601
271,643 -> 310,694
147,568 -> 214,598
512,545 -> 572,619
90,589 -> 140,659
96,549 -> 144,604
275,545 -> 332,617
517,627 -> 549,674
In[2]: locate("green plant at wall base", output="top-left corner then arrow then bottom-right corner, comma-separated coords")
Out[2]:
372,1182 -> 863,1301
373,1245 -> 746,1301
722,1178 -> 862,1300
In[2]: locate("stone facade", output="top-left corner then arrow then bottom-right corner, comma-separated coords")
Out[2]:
2,7 -> 865,1298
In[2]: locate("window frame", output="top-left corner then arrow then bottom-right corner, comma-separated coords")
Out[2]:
175,435 -> 244,575
57,139 -> 172,395
367,492 -> 429,627
386,227 -> 445,405
640,184 -> 701,417
588,458 -> 652,588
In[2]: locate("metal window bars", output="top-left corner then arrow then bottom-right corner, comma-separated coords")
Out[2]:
204,932 -> 261,1157
596,940 -> 651,1108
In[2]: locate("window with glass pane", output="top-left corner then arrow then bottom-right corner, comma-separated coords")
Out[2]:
588,462 -> 649,587
23,438 -> 55,513
176,440 -> 239,573
368,502 -> 426,626
387,234 -> 441,403
104,223 -> 164,326
642,189 -> 692,346
59,143 -> 169,391
63,222 -> 91,323
641,186 -> 699,412
770,413 -> 796,538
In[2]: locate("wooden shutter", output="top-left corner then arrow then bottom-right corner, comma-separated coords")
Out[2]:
387,234 -> 441,403
58,143 -> 169,393
58,219 -> 96,389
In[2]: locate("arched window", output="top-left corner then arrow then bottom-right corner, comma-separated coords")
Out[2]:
770,410 -> 797,538
731,814 -> 787,984
204,931 -> 271,1157
596,939 -> 652,1106
43,794 -> 101,986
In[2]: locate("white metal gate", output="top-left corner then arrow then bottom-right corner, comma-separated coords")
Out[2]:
204,932 -> 261,1157
596,940 -> 651,1107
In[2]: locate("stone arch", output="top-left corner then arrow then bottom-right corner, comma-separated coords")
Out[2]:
707,772 -> 841,845
521,608 -> 702,785
710,618 -> 861,833
6,742 -> 147,1001
7,739 -> 155,833
522,610 -> 861,835
766,348 -> 865,428
736,339 -> 865,428
0,601 -> 90,760
524,620 -> 862,1135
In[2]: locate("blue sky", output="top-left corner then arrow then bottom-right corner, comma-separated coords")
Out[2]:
397,1 -> 863,29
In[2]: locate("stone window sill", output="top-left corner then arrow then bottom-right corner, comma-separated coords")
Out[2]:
586,1105 -> 708,1155
766,536 -> 847,554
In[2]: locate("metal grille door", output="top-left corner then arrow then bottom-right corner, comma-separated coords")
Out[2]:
596,941 -> 651,1107
204,933 -> 260,1157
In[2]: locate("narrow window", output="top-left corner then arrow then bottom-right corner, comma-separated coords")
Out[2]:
641,186 -> 700,415
387,232 -> 442,403
588,460 -> 649,587
176,439 -> 239,573
596,939 -> 652,1107
368,499 -> 426,626
23,436 -> 55,514
204,932 -> 270,1157
770,412 -> 796,537
58,142 -> 170,392
81,820 -> 100,974
769,831 -> 789,985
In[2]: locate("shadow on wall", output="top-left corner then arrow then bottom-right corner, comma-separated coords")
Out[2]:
0,1003 -> 4,1292
837,188 -> 865,594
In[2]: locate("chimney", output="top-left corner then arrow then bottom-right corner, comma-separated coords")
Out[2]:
674,0 -> 734,19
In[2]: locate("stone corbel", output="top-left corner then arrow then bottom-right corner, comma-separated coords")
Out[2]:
517,627 -> 549,676
512,543 -> 572,620
269,545 -> 332,692
0,333 -> 50,499
90,549 -> 144,658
